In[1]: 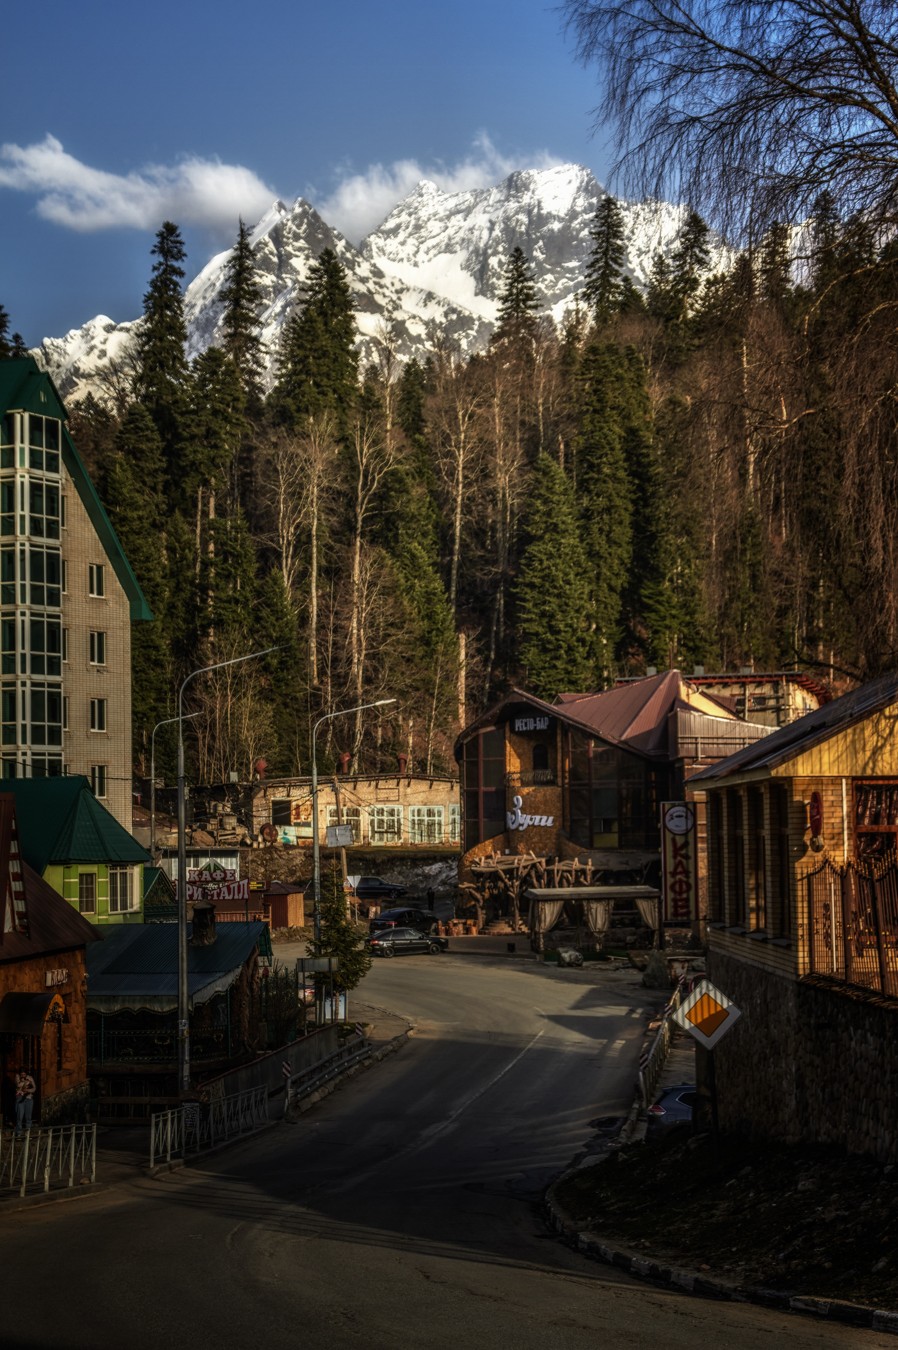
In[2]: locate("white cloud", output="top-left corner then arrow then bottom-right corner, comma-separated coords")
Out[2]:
313,133 -> 564,243
0,134 -> 276,235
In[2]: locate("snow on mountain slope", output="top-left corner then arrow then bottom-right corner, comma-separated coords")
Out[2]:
35,164 -> 722,403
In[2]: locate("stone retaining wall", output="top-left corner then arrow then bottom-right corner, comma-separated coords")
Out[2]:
710,952 -> 898,1161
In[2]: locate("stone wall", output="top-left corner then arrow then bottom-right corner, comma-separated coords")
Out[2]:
0,948 -> 91,1124
709,950 -> 898,1161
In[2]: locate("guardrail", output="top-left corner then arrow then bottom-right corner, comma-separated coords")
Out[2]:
285,1031 -> 371,1107
0,1125 -> 96,1198
637,980 -> 686,1108
149,1085 -> 269,1168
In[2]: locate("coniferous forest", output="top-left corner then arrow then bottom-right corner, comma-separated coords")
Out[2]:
3,184 -> 898,784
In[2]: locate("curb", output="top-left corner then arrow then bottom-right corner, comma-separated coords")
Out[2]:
544,1163 -> 898,1335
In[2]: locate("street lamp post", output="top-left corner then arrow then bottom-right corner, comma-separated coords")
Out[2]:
177,647 -> 279,1094
150,712 -> 198,859
311,699 -> 397,955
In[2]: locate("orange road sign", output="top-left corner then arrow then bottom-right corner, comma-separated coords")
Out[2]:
671,978 -> 741,1050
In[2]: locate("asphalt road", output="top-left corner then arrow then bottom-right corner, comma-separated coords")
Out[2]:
0,954 -> 888,1349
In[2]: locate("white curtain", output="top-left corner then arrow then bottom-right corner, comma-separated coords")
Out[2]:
636,897 -> 660,930
529,899 -> 566,934
582,899 -> 612,936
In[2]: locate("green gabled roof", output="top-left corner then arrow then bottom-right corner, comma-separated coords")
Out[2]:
6,776 -> 149,872
0,358 -> 152,623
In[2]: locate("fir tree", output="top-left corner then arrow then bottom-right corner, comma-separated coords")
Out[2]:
492,246 -> 539,346
670,209 -> 711,317
313,860 -> 372,993
135,222 -> 190,460
219,218 -> 266,408
513,454 -> 594,697
273,248 -> 358,435
0,307 -> 11,360
583,195 -> 627,324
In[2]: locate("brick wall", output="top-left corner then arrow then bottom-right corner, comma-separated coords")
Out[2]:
709,949 -> 898,1162
0,948 -> 90,1124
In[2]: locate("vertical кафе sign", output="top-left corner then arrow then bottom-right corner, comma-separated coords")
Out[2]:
660,802 -> 697,923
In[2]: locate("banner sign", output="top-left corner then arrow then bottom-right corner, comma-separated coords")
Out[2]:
660,801 -> 698,923
187,863 -> 247,903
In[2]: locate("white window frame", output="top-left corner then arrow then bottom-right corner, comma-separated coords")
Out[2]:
90,697 -> 107,732
409,805 -> 445,844
78,871 -> 97,915
369,804 -> 403,846
326,805 -> 363,843
90,764 -> 107,798
89,630 -> 106,665
88,563 -> 105,598
449,803 -> 461,844
108,866 -> 137,914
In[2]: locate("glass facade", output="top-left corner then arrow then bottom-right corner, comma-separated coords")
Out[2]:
0,412 -> 64,779
564,730 -> 663,850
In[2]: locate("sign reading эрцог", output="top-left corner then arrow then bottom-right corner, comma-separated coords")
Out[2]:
660,801 -> 697,924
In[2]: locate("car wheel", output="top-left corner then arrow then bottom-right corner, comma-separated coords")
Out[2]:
428,942 -> 442,954
381,946 -> 396,958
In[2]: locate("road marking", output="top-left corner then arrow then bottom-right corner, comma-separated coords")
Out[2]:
414,1027 -> 546,1149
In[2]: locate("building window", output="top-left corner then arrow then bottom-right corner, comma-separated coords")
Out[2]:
90,698 -> 107,732
60,494 -> 67,529
326,805 -> 362,842
853,781 -> 898,860
462,728 -> 507,849
61,559 -> 67,594
271,798 -> 292,826
89,630 -> 107,666
369,804 -> 402,845
28,547 -> 61,607
90,764 -> 107,798
28,481 -> 60,539
449,803 -> 461,844
770,783 -> 792,938
727,789 -> 746,927
747,786 -> 767,931
708,792 -> 725,922
109,866 -> 136,914
63,697 -> 69,733
88,563 -> 105,598
30,686 -> 63,746
409,805 -> 444,844
78,872 -> 97,915
30,617 -> 62,677
62,628 -> 68,662
27,415 -> 61,474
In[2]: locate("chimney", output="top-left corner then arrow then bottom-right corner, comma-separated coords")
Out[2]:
398,752 -> 408,776
339,752 -> 351,774
191,900 -> 217,946
254,758 -> 268,781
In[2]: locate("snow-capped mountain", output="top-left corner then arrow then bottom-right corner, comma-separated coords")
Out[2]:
35,165 -> 714,403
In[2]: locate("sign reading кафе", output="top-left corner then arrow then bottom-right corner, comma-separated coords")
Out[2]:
187,863 -> 249,903
660,801 -> 698,923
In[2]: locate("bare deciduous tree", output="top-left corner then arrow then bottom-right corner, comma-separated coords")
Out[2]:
564,1 -> 898,238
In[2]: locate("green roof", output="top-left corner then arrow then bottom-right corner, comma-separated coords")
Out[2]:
7,776 -> 149,872
0,358 -> 151,622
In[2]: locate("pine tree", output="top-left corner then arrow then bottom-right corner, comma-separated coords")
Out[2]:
583,195 -> 627,324
105,406 -> 171,757
219,219 -> 266,408
272,248 -> 358,435
313,860 -> 372,993
575,342 -> 636,677
0,307 -> 11,360
492,246 -> 539,346
135,222 -> 190,460
513,454 -> 594,697
670,210 -> 711,317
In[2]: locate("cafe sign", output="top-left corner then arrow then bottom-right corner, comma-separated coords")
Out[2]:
187,862 -> 248,903
661,801 -> 697,923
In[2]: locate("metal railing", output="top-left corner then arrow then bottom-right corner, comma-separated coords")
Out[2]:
637,980 -> 686,1107
0,1124 -> 97,1198
806,856 -> 898,998
88,1027 -> 232,1066
285,1031 -> 371,1107
149,1085 -> 269,1168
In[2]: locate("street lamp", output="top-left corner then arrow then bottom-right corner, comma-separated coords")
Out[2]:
150,712 -> 198,859
177,646 -> 280,1094
311,699 -> 397,951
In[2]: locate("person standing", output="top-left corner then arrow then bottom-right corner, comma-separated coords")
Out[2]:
15,1067 -> 35,1136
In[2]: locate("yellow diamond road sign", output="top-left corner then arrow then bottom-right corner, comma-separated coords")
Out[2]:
671,978 -> 741,1050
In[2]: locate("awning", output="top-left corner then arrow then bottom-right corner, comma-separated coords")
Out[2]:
0,991 -> 55,1036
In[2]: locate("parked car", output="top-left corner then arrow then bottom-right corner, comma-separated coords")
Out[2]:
353,876 -> 408,901
367,927 -> 448,957
646,1084 -> 696,1132
369,907 -> 436,935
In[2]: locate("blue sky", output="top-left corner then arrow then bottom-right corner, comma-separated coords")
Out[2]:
0,0 -> 613,346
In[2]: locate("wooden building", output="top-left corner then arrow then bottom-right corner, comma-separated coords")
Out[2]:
691,671 -> 898,1159
0,794 -> 99,1125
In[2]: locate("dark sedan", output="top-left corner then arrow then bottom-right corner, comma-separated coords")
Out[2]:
353,876 -> 408,901
366,927 -> 448,957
